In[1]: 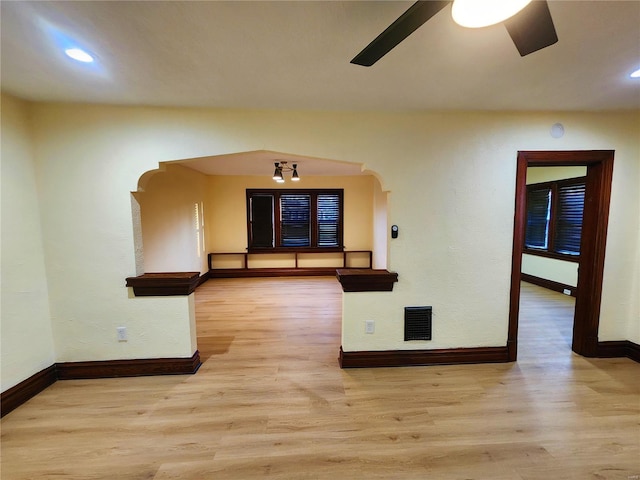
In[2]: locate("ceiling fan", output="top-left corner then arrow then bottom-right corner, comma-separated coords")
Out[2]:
351,0 -> 558,67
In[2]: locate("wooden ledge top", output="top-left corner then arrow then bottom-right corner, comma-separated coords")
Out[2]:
126,272 -> 200,296
336,269 -> 398,292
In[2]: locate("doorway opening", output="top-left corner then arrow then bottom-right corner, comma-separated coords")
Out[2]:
508,151 -> 614,361
518,165 -> 585,358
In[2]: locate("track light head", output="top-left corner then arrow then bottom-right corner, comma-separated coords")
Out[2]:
271,161 -> 300,183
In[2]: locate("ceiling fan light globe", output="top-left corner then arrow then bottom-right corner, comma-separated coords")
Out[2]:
452,0 -> 532,28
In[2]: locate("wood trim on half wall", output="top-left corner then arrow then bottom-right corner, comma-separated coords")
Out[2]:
336,269 -> 398,292
339,346 -> 510,368
509,150 -> 614,361
125,272 -> 201,296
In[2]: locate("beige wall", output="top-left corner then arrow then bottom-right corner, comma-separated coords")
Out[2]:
1,95 -> 56,391
526,166 -> 587,184
372,177 -> 388,270
25,98 -> 199,364
522,254 -> 578,288
135,164 -> 209,274
205,174 -> 375,257
1,94 -> 638,390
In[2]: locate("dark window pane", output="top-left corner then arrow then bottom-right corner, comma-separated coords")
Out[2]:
250,194 -> 274,248
525,187 -> 551,249
555,182 -> 585,255
280,194 -> 310,247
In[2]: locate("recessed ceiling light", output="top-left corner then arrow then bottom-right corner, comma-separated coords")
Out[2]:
64,48 -> 94,63
452,0 -> 532,28
631,68 -> 640,79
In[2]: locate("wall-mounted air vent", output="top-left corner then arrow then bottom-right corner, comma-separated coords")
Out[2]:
404,306 -> 432,341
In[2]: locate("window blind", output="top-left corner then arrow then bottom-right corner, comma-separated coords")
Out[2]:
554,182 -> 585,255
317,193 -> 340,247
280,194 -> 311,247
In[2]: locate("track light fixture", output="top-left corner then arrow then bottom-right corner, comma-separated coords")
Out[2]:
272,161 -> 300,183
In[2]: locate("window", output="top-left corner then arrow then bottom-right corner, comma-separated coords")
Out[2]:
525,177 -> 586,260
247,189 -> 343,251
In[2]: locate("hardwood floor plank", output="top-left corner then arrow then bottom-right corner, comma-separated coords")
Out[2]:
1,278 -> 638,479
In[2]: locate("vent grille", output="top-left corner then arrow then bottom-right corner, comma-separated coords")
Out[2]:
404,306 -> 432,341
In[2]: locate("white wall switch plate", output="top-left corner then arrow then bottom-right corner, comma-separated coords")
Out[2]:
117,326 -> 128,341
365,320 -> 375,334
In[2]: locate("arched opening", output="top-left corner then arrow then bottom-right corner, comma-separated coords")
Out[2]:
132,150 -> 389,276
131,150 -> 389,362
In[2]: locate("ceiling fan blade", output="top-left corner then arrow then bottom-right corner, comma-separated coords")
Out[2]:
351,0 -> 450,67
504,0 -> 558,56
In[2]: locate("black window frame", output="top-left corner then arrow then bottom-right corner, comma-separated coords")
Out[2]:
246,189 -> 344,253
524,176 -> 586,262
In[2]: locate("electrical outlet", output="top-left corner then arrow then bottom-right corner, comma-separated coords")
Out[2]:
117,326 -> 128,342
563,289 -> 571,296
365,320 -> 375,334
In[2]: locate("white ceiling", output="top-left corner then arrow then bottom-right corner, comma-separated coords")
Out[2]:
2,0 -> 639,112
1,1 -> 638,177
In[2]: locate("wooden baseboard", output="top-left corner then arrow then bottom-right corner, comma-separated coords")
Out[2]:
596,340 -> 627,358
521,273 -> 576,297
197,271 -> 210,287
1,365 -> 57,418
339,346 -> 511,368
1,351 -> 202,416
57,350 -> 202,379
597,340 -> 640,363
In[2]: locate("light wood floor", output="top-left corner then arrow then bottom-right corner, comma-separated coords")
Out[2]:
1,278 -> 638,479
